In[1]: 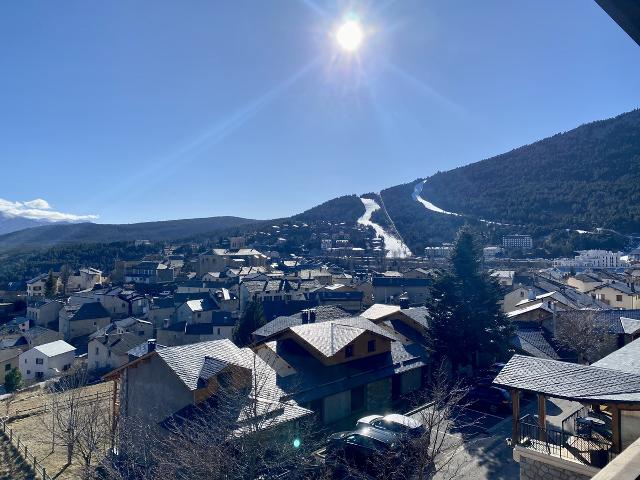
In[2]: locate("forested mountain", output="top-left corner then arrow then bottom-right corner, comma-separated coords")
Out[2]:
293,195 -> 364,224
420,109 -> 640,234
0,216 -> 256,251
2,109 -> 639,257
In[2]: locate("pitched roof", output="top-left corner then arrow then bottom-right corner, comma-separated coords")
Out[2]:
493,354 -> 640,403
185,298 -> 217,312
289,317 -> 396,358
34,340 -> 75,357
556,310 -> 640,335
593,337 -> 640,374
621,317 -> 640,335
127,341 -> 167,359
400,306 -> 430,329
591,281 -> 637,295
92,333 -> 145,356
361,304 -> 401,321
510,328 -> 560,360
506,301 -> 554,319
252,305 -> 350,338
71,302 -> 110,321
155,339 -> 247,391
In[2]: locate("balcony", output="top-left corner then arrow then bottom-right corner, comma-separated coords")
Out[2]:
517,414 -> 615,469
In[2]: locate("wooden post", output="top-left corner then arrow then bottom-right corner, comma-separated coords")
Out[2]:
537,394 -> 546,441
511,389 -> 520,445
111,378 -> 119,451
611,405 -> 622,453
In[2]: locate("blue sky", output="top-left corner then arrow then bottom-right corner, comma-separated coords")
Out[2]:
1,0 -> 639,224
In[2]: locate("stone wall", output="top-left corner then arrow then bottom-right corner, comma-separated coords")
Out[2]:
520,455 -> 593,480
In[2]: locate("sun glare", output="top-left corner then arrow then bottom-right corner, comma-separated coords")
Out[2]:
336,19 -> 364,52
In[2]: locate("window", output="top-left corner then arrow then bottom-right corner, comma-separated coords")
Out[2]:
345,344 -> 354,358
4,364 -> 10,372
36,358 -> 43,365
616,295 -> 623,302
26,370 -> 31,375
24,358 -> 27,364
367,339 -> 376,353
217,328 -> 221,335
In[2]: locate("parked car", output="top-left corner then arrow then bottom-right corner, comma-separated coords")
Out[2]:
325,428 -> 402,476
356,414 -> 426,438
465,384 -> 511,414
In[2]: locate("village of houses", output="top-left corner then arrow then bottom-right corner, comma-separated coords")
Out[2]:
1,230 -> 640,480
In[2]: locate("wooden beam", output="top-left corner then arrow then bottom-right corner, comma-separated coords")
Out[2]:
611,405 -> 622,454
537,394 -> 546,441
511,389 -> 520,445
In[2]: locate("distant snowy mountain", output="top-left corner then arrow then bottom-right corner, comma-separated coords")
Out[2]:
0,214 -> 57,235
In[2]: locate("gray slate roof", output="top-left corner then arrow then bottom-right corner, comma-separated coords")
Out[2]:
289,316 -> 396,358
156,339 -> 247,391
593,337 -> 640,374
494,354 -> 640,403
253,305 -> 350,338
71,302 -> 110,322
556,310 -> 640,335
510,328 -> 560,360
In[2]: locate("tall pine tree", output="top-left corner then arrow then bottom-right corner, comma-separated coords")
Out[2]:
233,301 -> 266,347
427,227 -> 513,371
44,270 -> 57,297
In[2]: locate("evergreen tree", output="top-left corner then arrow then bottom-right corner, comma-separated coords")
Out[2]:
233,301 -> 266,347
44,270 -> 56,297
5,367 -> 23,393
427,227 -> 513,371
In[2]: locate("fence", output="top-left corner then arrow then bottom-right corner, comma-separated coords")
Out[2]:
518,417 -> 614,469
0,416 -> 52,480
9,389 -> 113,418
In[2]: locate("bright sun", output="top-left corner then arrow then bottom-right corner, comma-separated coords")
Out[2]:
336,19 -> 364,52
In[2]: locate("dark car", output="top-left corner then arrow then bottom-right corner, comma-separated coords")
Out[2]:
325,428 -> 402,476
466,384 -> 511,414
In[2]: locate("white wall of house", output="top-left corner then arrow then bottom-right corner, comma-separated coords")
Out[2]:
19,346 -> 75,381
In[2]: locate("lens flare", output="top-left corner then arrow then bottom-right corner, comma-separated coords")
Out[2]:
336,19 -> 364,51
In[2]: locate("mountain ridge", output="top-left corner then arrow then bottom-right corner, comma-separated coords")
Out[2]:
2,108 -> 639,254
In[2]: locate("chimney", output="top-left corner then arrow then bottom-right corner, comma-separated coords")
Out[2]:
527,289 -> 536,301
301,309 -> 310,324
309,308 -> 317,323
147,339 -> 156,352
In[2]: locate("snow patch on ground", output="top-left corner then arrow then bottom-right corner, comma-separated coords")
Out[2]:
412,180 -> 518,226
412,181 -> 460,216
358,197 -> 412,258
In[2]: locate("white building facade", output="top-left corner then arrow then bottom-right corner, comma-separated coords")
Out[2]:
19,340 -> 75,381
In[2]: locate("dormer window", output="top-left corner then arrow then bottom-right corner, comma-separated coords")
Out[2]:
345,344 -> 354,358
